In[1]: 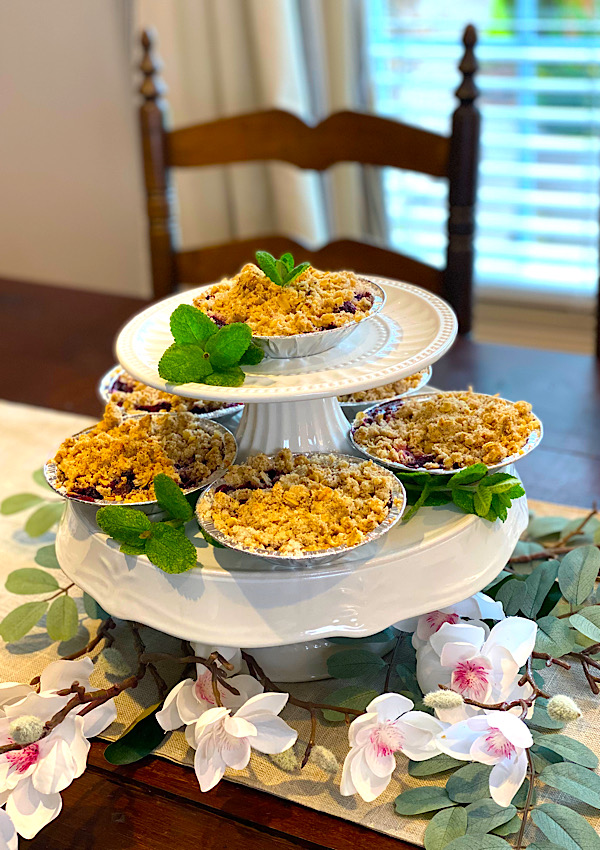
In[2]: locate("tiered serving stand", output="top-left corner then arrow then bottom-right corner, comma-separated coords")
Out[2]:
56,277 -> 529,681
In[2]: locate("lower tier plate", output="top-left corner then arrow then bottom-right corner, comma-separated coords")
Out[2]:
56,491 -> 527,648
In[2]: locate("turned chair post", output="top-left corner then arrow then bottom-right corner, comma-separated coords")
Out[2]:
445,24 -> 480,334
139,29 -> 177,300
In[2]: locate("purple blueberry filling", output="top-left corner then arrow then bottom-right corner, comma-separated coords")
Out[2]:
110,378 -> 135,394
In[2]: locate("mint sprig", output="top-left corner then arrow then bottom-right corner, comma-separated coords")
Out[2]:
255,250 -> 310,287
398,464 -> 525,523
158,305 -> 264,387
96,475 -> 198,574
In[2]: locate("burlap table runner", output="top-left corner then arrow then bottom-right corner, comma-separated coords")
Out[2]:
1,398 -> 599,847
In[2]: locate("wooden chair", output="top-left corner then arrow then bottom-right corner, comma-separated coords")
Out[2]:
139,26 -> 480,333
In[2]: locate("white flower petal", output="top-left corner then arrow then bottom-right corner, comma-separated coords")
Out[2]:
482,617 -> 537,668
6,780 -> 62,840
367,693 -> 413,722
39,658 -> 93,694
221,736 -> 251,770
365,744 -> 396,778
82,699 -> 117,739
489,751 -> 528,807
393,615 -> 419,634
485,711 -> 533,749
247,713 -> 298,754
416,644 -> 452,695
193,645 -> 242,675
434,703 -> 476,725
4,693 -> 65,724
0,808 -> 17,850
439,642 -> 480,669
32,738 -> 76,795
223,716 -> 256,739
53,714 -> 90,779
226,674 -> 264,708
339,747 -> 359,796
193,707 -> 229,738
235,692 -> 288,720
349,713 -> 377,748
0,684 -> 33,712
436,720 -> 482,760
155,679 -> 192,731
349,745 -> 393,802
398,712 -> 444,761
469,734 -> 502,765
177,679 -> 208,724
430,623 -> 485,657
453,592 -> 505,622
184,724 -> 197,749
193,734 -> 227,792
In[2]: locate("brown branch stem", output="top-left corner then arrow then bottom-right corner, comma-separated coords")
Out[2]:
515,748 -> 536,850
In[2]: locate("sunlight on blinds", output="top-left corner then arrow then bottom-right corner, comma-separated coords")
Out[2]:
365,0 -> 600,299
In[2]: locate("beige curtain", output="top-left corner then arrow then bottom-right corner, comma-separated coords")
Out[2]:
135,0 -> 385,255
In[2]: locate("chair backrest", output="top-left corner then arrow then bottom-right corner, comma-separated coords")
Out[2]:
139,26 -> 480,333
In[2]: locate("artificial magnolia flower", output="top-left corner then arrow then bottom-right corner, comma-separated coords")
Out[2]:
0,658 -> 116,839
156,670 -> 263,731
186,692 -> 297,792
0,809 -> 17,850
437,711 -> 533,806
395,592 -> 505,650
415,617 -> 537,723
340,693 -> 444,803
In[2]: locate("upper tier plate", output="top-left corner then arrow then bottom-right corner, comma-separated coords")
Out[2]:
115,277 -> 457,402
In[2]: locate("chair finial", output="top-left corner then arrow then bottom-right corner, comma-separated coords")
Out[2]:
455,24 -> 479,105
139,28 -> 164,103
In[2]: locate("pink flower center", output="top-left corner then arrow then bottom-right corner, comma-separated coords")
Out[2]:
484,727 -> 516,759
424,611 -> 460,635
452,659 -> 490,700
195,671 -> 220,706
369,721 -> 404,757
6,742 -> 39,773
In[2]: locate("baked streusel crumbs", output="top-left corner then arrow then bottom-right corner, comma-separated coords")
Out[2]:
53,403 -> 236,502
192,263 -> 377,336
108,372 -> 237,415
353,391 -> 540,470
338,371 -> 427,403
200,449 -> 395,554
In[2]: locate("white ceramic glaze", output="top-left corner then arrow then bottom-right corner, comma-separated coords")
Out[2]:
115,278 -> 457,402
56,478 -> 528,650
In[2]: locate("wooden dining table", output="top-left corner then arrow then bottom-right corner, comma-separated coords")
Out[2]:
1,276 -> 599,850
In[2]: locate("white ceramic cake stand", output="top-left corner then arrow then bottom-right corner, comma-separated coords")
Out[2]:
55,277 -> 529,681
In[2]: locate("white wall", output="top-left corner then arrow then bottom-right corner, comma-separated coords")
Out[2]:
0,0 -> 150,296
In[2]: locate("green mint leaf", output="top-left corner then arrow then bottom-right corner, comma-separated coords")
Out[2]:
96,506 -> 152,545
255,251 -> 283,285
452,489 -> 475,514
401,480 -> 432,523
239,342 -> 264,365
276,259 -> 289,282
203,366 -> 245,387
46,595 -> 79,642
1,493 -> 44,515
280,252 -> 294,272
199,526 -> 226,548
448,463 -> 488,487
119,541 -> 147,556
145,523 -> 197,573
284,261 -> 310,285
423,490 -> 453,507
474,485 -> 493,517
205,323 -> 252,369
506,483 -> 525,499
158,343 -> 213,385
0,601 -> 49,643
154,473 -> 193,522
6,568 -> 60,595
491,494 -> 508,522
170,304 -> 217,345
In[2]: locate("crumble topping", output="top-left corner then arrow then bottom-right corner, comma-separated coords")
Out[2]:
338,371 -> 428,403
108,372 -> 238,415
52,404 -> 236,502
352,391 -> 540,470
192,263 -> 377,336
199,449 -> 396,555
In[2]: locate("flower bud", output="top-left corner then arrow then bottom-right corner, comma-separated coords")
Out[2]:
269,746 -> 300,772
546,694 -> 581,723
310,745 -> 339,773
9,715 -> 44,745
423,690 -> 464,710
101,647 -> 130,677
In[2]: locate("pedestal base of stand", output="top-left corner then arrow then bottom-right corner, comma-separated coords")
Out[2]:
235,396 -> 354,459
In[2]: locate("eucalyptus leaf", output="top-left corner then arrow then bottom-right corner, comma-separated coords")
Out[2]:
425,806 -> 467,850
24,502 -> 65,537
444,837 -> 511,850
321,686 -> 378,722
46,595 -> 79,642
394,786 -> 455,816
533,733 -> 598,769
522,560 -> 559,619
491,815 -> 521,836
569,606 -> 600,643
0,493 -> 44,515
326,649 -> 386,680
539,761 -> 600,809
34,544 -> 61,569
408,753 -> 464,777
495,579 -> 527,616
5,568 -> 59,595
511,777 -> 537,808
482,571 -> 512,594
527,516 -> 568,541
465,799 -> 516,834
103,703 -> 166,765
511,540 -> 544,558
532,746 -> 565,773
83,593 -> 109,621
33,467 -> 53,490
558,546 -> 600,606
0,601 -> 48,642
534,615 -> 574,658
532,802 -> 600,849
446,763 -> 492,803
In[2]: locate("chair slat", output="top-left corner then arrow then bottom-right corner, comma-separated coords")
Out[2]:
175,236 -> 443,294
167,110 -> 450,178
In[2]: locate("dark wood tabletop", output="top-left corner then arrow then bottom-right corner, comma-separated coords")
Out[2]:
2,277 -> 600,850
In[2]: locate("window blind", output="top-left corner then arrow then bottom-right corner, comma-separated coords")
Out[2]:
365,0 -> 600,300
